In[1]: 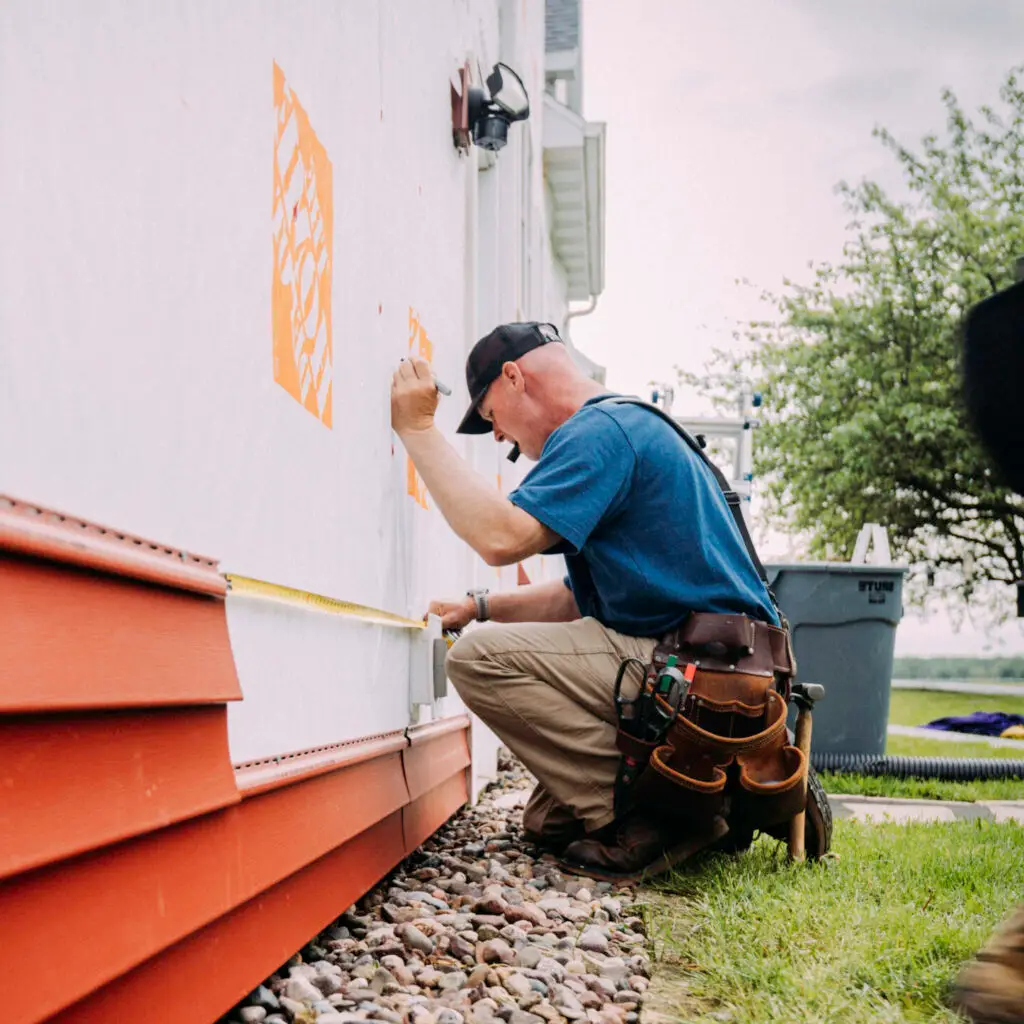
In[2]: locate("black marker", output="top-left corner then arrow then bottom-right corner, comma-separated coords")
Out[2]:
398,357 -> 450,395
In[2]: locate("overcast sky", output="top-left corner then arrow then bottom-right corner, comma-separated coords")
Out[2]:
572,0 -> 1024,656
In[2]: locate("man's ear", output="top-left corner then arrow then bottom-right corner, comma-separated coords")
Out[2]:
502,361 -> 525,392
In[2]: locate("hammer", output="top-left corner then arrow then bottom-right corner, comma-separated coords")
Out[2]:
787,682 -> 825,862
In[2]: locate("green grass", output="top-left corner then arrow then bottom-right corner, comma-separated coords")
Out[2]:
888,689 -> 1024,728
822,770 -> 1024,802
886,734 -> 1024,761
642,820 -> 1024,1024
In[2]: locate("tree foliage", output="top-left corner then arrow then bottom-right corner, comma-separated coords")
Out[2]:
685,68 -> 1024,615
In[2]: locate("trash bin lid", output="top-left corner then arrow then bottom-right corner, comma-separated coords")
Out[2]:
766,561 -> 908,626
766,561 -> 908,582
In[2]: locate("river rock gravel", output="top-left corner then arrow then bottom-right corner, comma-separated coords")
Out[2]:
221,753 -> 650,1024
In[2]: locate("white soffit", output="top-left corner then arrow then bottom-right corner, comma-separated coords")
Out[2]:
543,93 -> 605,302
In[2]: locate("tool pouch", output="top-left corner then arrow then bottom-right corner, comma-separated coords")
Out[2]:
615,728 -> 661,767
613,729 -> 662,817
627,614 -> 806,833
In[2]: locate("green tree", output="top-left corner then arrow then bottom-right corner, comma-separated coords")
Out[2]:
685,68 -> 1024,615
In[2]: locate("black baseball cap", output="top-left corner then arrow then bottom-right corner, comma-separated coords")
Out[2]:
456,321 -> 563,434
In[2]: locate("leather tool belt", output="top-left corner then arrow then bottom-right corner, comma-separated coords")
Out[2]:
615,612 -> 807,833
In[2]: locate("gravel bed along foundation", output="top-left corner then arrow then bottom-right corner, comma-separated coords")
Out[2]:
223,753 -> 650,1024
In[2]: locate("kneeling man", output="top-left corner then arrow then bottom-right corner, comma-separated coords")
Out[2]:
391,322 -> 787,878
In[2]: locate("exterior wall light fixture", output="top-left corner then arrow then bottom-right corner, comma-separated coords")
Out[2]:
467,63 -> 530,152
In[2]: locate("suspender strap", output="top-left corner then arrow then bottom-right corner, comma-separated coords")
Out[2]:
599,396 -> 773,595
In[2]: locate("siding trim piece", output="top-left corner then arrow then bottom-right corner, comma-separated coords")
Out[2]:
407,714 -> 472,745
404,716 -> 472,802
402,770 -> 470,853
0,554 -> 243,711
56,749 -> 468,1024
0,495 -> 225,596
2,750 -> 411,1023
234,730 -> 410,796
0,706 -> 240,882
54,813 -> 410,1023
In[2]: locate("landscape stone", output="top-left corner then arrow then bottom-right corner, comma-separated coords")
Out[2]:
435,1011 -> 465,1024
250,985 -> 280,1011
396,923 -> 434,955
283,976 -> 322,1004
371,967 -> 397,994
225,754 -> 652,1024
514,947 -> 542,969
479,939 -> 515,965
578,929 -> 610,954
313,972 -> 344,996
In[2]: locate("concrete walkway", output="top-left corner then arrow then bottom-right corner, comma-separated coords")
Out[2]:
888,723 -> 1024,749
829,793 -> 1024,824
892,678 -> 1024,696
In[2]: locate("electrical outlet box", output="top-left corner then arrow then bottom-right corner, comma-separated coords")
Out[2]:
409,613 -> 442,708
433,638 -> 449,699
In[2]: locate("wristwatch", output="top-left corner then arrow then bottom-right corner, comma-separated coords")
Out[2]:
466,588 -> 490,622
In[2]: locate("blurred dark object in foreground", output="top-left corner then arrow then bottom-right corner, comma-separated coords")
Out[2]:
963,274 -> 1024,494
956,268 -> 1024,1024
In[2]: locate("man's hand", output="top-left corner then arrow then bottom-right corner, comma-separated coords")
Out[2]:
391,357 -> 439,436
427,596 -> 476,630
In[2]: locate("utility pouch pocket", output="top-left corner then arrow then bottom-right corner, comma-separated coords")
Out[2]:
632,743 -> 729,823
732,745 -> 807,829
678,612 -> 756,660
613,729 -> 660,817
615,729 -> 659,764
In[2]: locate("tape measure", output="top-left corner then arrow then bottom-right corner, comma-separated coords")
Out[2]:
226,574 -> 426,630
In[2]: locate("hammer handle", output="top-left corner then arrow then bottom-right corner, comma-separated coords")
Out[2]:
787,704 -> 814,861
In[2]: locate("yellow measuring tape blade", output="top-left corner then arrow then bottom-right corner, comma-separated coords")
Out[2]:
226,574 -> 426,630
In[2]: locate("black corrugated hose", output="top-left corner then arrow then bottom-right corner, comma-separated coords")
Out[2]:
812,752 -> 1024,781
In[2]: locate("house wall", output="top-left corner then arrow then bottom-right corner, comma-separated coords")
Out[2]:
0,5 -> 605,1017
0,0 -> 570,771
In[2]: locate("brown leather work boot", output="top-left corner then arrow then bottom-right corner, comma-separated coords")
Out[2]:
521,821 -> 586,854
559,811 -> 729,883
520,785 -> 588,854
953,904 -> 1024,1023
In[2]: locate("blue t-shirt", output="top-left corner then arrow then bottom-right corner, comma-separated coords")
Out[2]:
508,395 -> 780,637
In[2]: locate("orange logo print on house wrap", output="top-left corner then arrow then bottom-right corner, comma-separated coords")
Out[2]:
272,63 -> 333,427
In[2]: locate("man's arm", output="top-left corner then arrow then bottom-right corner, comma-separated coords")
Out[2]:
429,578 -> 580,628
392,359 -> 558,565
488,578 -> 580,622
401,425 -> 556,565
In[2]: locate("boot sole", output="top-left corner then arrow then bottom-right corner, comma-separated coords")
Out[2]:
521,830 -> 583,856
557,817 -> 729,884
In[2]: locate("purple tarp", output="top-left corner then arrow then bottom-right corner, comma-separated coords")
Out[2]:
924,711 -> 1024,736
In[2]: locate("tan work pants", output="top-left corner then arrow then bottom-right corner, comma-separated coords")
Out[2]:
445,617 -> 657,834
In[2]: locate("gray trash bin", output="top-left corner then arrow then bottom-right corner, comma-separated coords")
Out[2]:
766,562 -> 907,755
